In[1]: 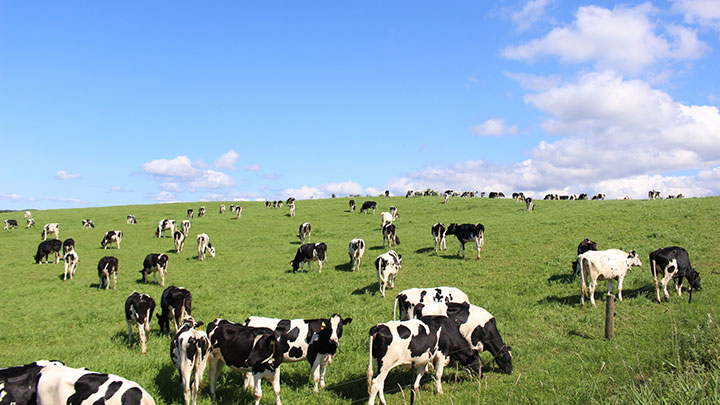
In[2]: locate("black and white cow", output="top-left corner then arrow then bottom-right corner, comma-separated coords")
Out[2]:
127,214 -> 137,224
446,223 -> 485,259
374,250 -> 402,297
367,316 -> 480,404
244,314 -> 353,393
34,239 -> 62,264
206,318 -> 283,405
572,238 -> 598,276
62,238 -> 75,255
360,201 -> 377,214
181,219 -> 191,236
431,223 -> 447,254
0,360 -> 64,405
235,205 -> 243,219
101,230 -> 123,249
63,249 -> 79,281
141,253 -> 169,286
380,212 -> 394,228
24,211 -> 32,219
174,230 -> 186,253
230,204 -> 237,212
578,249 -> 642,307
198,206 -> 206,217
349,199 -> 355,212
443,192 -> 451,204
82,219 -> 95,229
171,317 -> 210,405
349,238 -> 365,271
649,246 -> 702,303
187,208 -> 194,219
648,189 -> 661,200
488,192 -> 505,198
591,193 -> 606,200
381,223 -> 399,248
298,222 -> 311,244
26,218 -> 35,229
393,287 -> 470,320
196,233 -> 215,261
97,256 -> 119,290
41,223 -> 60,240
219,204 -> 226,214
286,197 -> 295,205
157,286 -> 193,334
266,201 -> 272,208
389,205 -> 398,219
156,219 -> 176,238
288,202 -> 295,217
290,242 -> 327,273
525,197 -> 534,211
4,219 -> 18,230
125,291 -> 156,354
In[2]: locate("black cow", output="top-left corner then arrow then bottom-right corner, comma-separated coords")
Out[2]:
157,286 -> 193,334
290,242 -> 327,273
97,256 -> 119,290
360,201 -> 377,214
141,253 -> 169,286
34,239 -> 62,264
381,223 -> 399,247
650,246 -> 701,303
4,219 -> 18,230
349,199 -> 355,212
572,238 -> 598,276
62,238 -> 75,255
125,291 -> 156,354
206,318 -> 283,405
446,223 -> 485,259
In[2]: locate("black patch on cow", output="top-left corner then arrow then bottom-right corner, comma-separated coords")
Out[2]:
446,302 -> 471,325
419,290 -> 427,303
421,316 -> 479,373
187,337 -> 199,361
286,326 -> 300,342
288,346 -> 304,359
67,373 -> 110,405
396,325 -> 411,339
120,387 -> 143,405
104,380 -> 123,400
208,319 -> 281,373
408,324 -> 436,358
0,361 -> 49,405
369,324 -> 392,377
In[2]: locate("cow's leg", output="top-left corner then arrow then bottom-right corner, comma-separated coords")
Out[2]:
64,262 -> 69,281
126,318 -> 134,344
112,271 -> 117,289
319,363 -> 328,389
192,357 -> 208,405
617,276 -> 625,302
207,355 -> 223,401
369,367 -> 390,405
433,356 -> 447,394
442,236 -> 446,250
652,260 -> 662,303
180,359 -> 192,405
318,260 -> 323,273
252,372 -> 264,405
413,364 -> 427,392
675,277 -> 683,297
434,237 -> 439,253
138,321 -> 147,354
474,237 -> 481,259
589,278 -> 598,308
662,268 -> 675,301
311,356 -> 322,393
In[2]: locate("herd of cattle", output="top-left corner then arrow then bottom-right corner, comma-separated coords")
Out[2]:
0,195 -> 704,404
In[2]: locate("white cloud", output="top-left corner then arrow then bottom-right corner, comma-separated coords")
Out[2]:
142,155 -> 237,194
214,150 -> 239,170
55,170 -> 81,180
188,170 -> 236,189
673,0 -> 720,29
281,181 -> 382,200
150,191 -> 179,202
505,72 -> 561,91
472,118 -> 518,136
161,182 -> 184,192
283,186 -> 325,200
142,156 -> 200,178
511,0 -> 552,32
243,164 -> 262,172
0,193 -> 29,200
46,196 -> 87,204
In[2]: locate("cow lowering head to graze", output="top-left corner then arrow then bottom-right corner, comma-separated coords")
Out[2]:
219,204 -> 226,214
35,239 -> 62,264
235,205 -> 243,218
360,201 -> 377,214
349,199 -> 355,212
171,316 -> 210,405
650,246 -> 701,304
127,214 -> 137,224
101,230 -> 123,249
374,250 -> 402,298
298,222 -> 311,244
24,210 -> 32,219
367,316 -> 479,404
572,238 -> 598,276
97,256 -> 119,290
4,219 -> 18,230
276,201 -> 283,208
349,238 -> 365,272
125,291 -> 156,354
206,318 -> 283,405
157,286 -> 193,334
81,219 -> 95,228
266,201 -> 271,208
290,242 -> 327,273
431,223 -> 447,254
198,206 -> 206,217
525,197 -> 534,211
26,218 -> 35,228
244,314 -> 353,393
141,253 -> 169,286
577,249 -> 642,308
381,223 -> 399,248
41,223 -> 60,240
443,192 -> 450,204
174,230 -> 186,253
0,360 -> 65,405
196,233 -> 215,261
288,202 -> 295,217
156,219 -> 176,238
63,250 -> 79,281
380,211 -> 394,229
446,223 -> 485,259
181,219 -> 191,236
62,238 -> 74,255
392,287 -> 470,320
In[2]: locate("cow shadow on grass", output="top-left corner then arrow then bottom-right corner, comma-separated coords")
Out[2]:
369,245 -> 384,251
334,262 -> 354,272
352,282 -> 380,296
153,364 -> 183,405
547,273 -> 575,284
414,247 -> 434,254
538,285 -> 655,307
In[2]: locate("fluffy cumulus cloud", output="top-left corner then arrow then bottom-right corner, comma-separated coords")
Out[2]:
142,155 -> 236,191
282,181 -> 382,200
143,156 -> 200,178
472,118 -> 518,136
55,170 -> 81,180
673,0 -> 720,29
149,191 -> 179,202
214,150 -> 239,170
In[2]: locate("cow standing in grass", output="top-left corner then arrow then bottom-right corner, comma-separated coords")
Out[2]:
4,219 -> 18,230
157,286 -> 193,334
649,246 -> 701,303
171,317 -> 210,405
101,230 -> 123,249
156,219 -> 176,238
174,230 -> 186,253
98,256 -> 119,290
375,250 -> 402,297
298,222 -> 311,244
127,214 -> 137,224
26,218 -> 35,228
446,223 -> 484,259
431,223 -> 447,254
197,233 -> 215,261
41,223 -> 60,240
181,220 -> 191,236
125,291 -> 156,354
63,250 -> 79,281
349,238 -> 365,271
381,223 -> 399,248
578,249 -> 642,307
219,204 -> 226,214
290,242 -> 327,273
141,253 -> 169,286
35,239 -> 62,264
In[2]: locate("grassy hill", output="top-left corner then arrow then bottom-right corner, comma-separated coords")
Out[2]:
1,196 -> 718,404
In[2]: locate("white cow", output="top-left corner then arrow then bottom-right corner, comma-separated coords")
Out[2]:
41,223 -> 60,240
219,204 -> 226,214
578,249 -> 642,307
374,250 -> 402,298
288,202 -> 295,217
156,219 -> 176,238
24,210 -> 32,219
380,212 -> 394,228
181,219 -> 191,236
348,238 -> 365,272
26,218 -> 35,229
197,233 -> 215,261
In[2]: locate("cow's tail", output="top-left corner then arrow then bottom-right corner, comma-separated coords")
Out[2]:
367,330 -> 375,394
580,257 -> 588,299
392,297 -> 399,320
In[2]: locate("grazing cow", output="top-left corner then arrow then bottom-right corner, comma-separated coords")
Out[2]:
24,210 -> 32,219
206,318 -> 283,405
141,253 -> 169,286
266,201 -> 272,208
63,250 -> 79,281
380,211 -> 394,228
393,287 -> 470,320
198,206 -> 206,217
181,219 -> 191,236
125,291 -> 156,354
286,197 -> 296,205
381,223 -> 399,248
446,223 -> 485,259
0,360 -> 64,405
230,204 -> 236,212
26,218 -> 35,228
196,233 -> 215,261
405,190 -> 414,198
187,208 -> 194,219
219,204 -> 226,214
349,238 -> 365,271
97,256 -> 119,290
290,242 -> 327,273
648,189 -> 661,200
244,314 -> 353,393
41,223 -> 60,240
349,199 -> 355,212
171,317 -> 210,405
298,222 -> 311,244
288,202 -> 295,217
235,205 -> 243,219
62,238 -> 75,255
572,238 -> 598,276
443,192 -> 450,204
649,246 -> 701,303
34,239 -> 62,264
157,286 -> 193,334
127,214 -> 137,224
577,249 -> 642,307
525,197 -> 534,211
367,316 -> 480,404
360,201 -> 377,214
101,230 -> 123,249
374,250 -> 402,297
577,193 -> 588,200
431,223 -> 447,254
174,230 -> 186,253
81,219 -> 95,228
156,219 -> 176,238
4,219 -> 18,229
591,193 -> 606,200
512,192 -> 525,202
488,192 -> 505,198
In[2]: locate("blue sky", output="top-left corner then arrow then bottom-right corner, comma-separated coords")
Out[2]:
2,1 -> 719,210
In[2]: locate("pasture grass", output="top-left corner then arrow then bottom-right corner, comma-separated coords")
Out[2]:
1,196 -> 719,404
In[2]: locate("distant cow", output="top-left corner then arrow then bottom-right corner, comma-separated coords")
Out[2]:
35,239 -> 62,264
290,242 -> 327,273
381,223 -> 399,248
234,205 -> 243,219
125,291 -> 156,354
578,249 -> 642,307
156,219 -> 176,238
348,238 -> 365,271
171,317 -> 210,405
157,286 -> 193,334
187,208 -> 194,219
288,202 -> 295,217
97,256 -> 119,290
349,199 -> 355,212
286,197 -> 296,205
26,218 -> 35,228
127,214 -> 137,224
525,197 -> 534,211
298,222 -> 311,244
196,233 -> 215,261
62,238 -> 75,255
380,212 -> 394,228
488,192 -> 505,198
141,253 -> 169,286
650,246 -> 701,303
82,219 -> 95,228
374,250 -> 402,297
4,219 -> 18,230
63,250 -> 79,281
431,223 -> 447,254
24,211 -> 32,219
572,238 -> 598,276
360,201 -> 377,214
181,219 -> 191,236
101,230 -> 123,249
276,201 -> 283,208
41,223 -> 60,240
198,206 -> 206,217
174,230 -> 186,253
266,201 -> 272,208
393,286 -> 470,320
219,204 -> 226,214
443,192 -> 450,204
591,193 -> 606,200
648,189 -> 661,200
446,223 -> 485,259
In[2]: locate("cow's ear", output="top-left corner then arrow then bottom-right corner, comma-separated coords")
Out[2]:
342,318 -> 353,325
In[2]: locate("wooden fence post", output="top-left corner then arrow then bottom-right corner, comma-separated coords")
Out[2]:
605,294 -> 616,339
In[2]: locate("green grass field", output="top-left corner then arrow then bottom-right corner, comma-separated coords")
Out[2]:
1,196 -> 719,404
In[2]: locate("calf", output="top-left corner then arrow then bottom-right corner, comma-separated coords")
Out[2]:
4,219 -> 18,230
431,223 -> 447,254
572,238 -> 598,276
141,253 -> 169,286
393,286 -> 469,320
219,204 -> 226,214
196,233 -> 215,261
290,242 -> 327,273
198,206 -> 206,217
374,250 -> 402,297
349,238 -> 365,271
380,212 -> 394,228
63,250 -> 79,281
62,238 -> 75,255
367,316 -> 479,404
171,317 -> 210,405
446,223 -> 485,259
187,208 -> 194,219
34,239 -> 62,264
157,286 -> 193,334
244,314 -> 353,393
288,202 -> 295,217
360,201 -> 377,214
174,230 -> 186,253
207,318 -> 283,405
82,219 -> 95,228
578,249 -> 642,307
41,223 -> 60,240
127,214 -> 137,224
298,222 -> 311,244
181,219 -> 191,236
649,246 -> 701,303
125,291 -> 156,354
0,360 -> 64,405
101,230 -> 123,249
97,256 -> 119,290
26,218 -> 35,228
156,219 -> 176,238
349,199 -> 355,212
381,223 -> 399,247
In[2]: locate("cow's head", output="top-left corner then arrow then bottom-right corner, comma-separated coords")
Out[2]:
687,268 -> 702,304
495,345 -> 513,374
247,333 -> 279,369
627,250 -> 642,268
158,254 -> 169,268
207,243 -> 216,258
446,223 -> 458,235
326,314 -> 352,346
